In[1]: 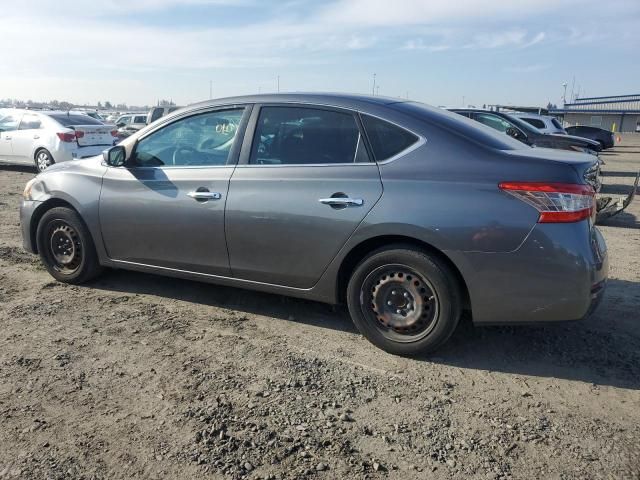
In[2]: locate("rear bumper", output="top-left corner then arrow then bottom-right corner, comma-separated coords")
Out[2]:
446,221 -> 608,324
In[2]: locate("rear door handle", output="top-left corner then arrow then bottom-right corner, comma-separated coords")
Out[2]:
319,197 -> 364,207
187,191 -> 222,201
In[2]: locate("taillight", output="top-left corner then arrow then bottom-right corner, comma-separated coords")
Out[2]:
110,130 -> 118,137
74,130 -> 85,139
56,132 -> 76,142
499,182 -> 595,223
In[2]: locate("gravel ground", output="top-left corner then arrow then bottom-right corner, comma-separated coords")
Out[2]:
0,137 -> 639,480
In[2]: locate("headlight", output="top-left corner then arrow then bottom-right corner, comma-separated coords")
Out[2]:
23,178 -> 37,200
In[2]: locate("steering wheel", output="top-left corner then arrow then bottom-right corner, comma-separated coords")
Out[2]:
172,145 -> 198,166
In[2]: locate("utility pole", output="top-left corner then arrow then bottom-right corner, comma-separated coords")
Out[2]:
462,95 -> 465,107
562,82 -> 568,105
209,80 -> 212,99
372,73 -> 376,95
277,75 -> 280,93
570,76 -> 576,103
376,85 -> 380,96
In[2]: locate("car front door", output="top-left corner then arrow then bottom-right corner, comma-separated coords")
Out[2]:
99,106 -> 250,276
225,105 -> 383,288
11,113 -> 43,163
0,112 -> 22,162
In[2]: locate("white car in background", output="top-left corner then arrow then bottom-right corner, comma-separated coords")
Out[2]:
511,112 -> 566,134
0,109 -> 117,172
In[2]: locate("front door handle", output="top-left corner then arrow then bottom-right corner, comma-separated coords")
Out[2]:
319,197 -> 364,207
4,136 -> 11,140
33,135 -> 40,139
187,191 -> 222,201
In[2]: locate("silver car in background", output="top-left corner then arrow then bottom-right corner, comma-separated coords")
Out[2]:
19,93 -> 608,355
0,109 -> 117,172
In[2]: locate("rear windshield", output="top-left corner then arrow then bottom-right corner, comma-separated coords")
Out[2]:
49,114 -> 103,126
393,102 -> 525,150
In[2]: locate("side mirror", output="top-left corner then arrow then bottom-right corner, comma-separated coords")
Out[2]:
104,145 -> 127,167
116,122 -> 125,128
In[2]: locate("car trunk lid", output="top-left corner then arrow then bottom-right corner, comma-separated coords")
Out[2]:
71,124 -> 115,147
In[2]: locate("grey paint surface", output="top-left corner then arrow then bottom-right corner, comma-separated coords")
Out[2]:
20,93 -> 608,324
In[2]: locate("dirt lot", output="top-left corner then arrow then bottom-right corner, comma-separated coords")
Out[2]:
0,137 -> 639,480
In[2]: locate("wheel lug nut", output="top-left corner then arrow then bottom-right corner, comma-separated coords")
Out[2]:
396,309 -> 401,314
404,292 -> 409,298
387,301 -> 392,306
391,290 -> 396,295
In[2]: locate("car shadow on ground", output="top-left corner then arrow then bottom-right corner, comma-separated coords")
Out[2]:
0,165 -> 37,174
89,270 -> 640,390
599,170 -> 639,177
598,211 -> 640,230
431,279 -> 640,391
90,268 -> 356,334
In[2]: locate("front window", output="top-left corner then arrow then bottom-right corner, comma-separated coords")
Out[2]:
0,113 -> 21,132
133,108 -> 245,167
475,113 -> 513,133
249,106 -> 368,165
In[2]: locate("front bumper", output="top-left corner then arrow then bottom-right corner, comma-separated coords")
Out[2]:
20,199 -> 41,253
446,220 -> 608,324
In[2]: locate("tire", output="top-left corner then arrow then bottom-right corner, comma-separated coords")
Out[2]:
35,148 -> 55,172
597,140 -> 606,151
36,207 -> 103,284
346,245 -> 462,356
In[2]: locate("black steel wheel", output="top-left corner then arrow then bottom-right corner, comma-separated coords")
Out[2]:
36,207 -> 103,284
347,245 -> 462,355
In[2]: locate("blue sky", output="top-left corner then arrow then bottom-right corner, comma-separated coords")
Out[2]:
1,0 -> 638,107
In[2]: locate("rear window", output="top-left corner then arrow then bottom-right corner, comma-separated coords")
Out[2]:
521,118 -> 546,129
361,115 -> 419,161
49,114 -> 103,126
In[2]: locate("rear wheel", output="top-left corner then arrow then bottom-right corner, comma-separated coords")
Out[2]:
346,245 -> 462,355
36,207 -> 102,284
35,149 -> 55,172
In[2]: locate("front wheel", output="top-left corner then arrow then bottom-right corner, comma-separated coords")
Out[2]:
346,246 -> 462,356
36,207 -> 103,284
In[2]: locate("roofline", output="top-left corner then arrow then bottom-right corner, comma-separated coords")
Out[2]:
576,94 -> 640,101
550,109 -> 640,115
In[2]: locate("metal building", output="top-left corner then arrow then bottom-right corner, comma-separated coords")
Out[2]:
550,94 -> 640,133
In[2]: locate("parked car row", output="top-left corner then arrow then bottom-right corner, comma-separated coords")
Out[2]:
19,93 -> 610,355
450,109 -> 602,154
448,108 -> 637,221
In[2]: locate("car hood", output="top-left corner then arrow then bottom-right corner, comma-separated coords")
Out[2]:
41,154 -> 106,176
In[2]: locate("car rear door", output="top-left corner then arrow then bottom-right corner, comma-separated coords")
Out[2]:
224,104 -> 383,288
99,106 -> 250,276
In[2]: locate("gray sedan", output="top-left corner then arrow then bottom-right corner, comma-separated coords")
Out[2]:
20,93 -> 608,355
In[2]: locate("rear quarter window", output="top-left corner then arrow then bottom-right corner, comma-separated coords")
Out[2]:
361,115 -> 419,161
